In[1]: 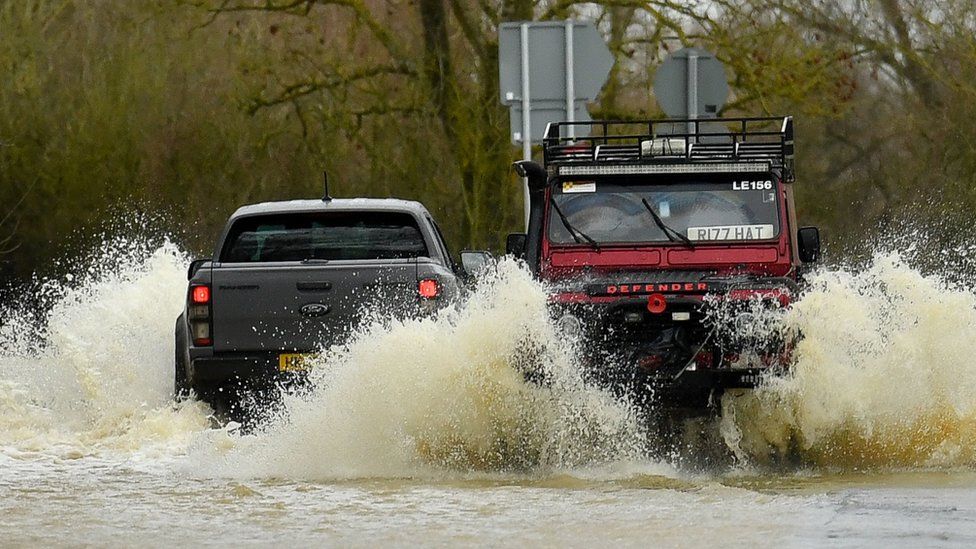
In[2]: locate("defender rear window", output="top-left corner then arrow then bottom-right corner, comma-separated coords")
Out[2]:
221,212 -> 428,262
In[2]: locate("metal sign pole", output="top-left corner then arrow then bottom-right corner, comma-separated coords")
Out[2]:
686,51 -> 698,138
653,47 -> 728,122
520,23 -> 532,229
565,21 -> 575,140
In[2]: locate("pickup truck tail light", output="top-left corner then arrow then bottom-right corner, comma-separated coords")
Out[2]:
188,284 -> 212,346
191,285 -> 210,304
418,278 -> 439,299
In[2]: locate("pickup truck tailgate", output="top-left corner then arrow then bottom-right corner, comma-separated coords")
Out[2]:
211,260 -> 419,352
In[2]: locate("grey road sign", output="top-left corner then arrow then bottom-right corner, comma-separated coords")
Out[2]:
498,20 -> 614,144
499,21 -> 614,105
498,20 -> 615,227
508,102 -> 591,146
653,47 -> 729,119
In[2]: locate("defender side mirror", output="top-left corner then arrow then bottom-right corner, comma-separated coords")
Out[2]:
187,258 -> 208,280
797,227 -> 821,263
459,250 -> 494,278
506,233 -> 526,259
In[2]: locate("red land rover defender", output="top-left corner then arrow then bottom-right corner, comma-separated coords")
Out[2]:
509,117 -> 820,414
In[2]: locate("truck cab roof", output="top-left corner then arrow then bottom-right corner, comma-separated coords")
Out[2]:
228,198 -> 432,221
214,197 -> 451,266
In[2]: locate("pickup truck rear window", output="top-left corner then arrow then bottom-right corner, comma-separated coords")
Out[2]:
221,212 -> 428,262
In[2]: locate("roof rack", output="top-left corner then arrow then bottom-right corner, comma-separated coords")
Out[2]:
542,116 -> 795,182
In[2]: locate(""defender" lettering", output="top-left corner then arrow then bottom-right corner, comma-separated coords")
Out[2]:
605,282 -> 707,294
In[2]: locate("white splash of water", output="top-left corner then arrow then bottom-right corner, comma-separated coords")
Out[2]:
0,238 -> 210,459
722,252 -> 976,468
189,260 -> 647,480
8,232 -> 976,475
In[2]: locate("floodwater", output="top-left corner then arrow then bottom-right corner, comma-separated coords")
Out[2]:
8,463 -> 976,547
3,239 -> 976,547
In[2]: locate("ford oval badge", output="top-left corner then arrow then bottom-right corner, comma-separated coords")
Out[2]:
300,303 -> 331,317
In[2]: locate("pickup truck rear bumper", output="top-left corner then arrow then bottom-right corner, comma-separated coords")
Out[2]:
192,355 -> 276,383
188,350 -> 305,386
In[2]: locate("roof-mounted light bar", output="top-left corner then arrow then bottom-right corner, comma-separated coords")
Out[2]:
557,162 -> 771,177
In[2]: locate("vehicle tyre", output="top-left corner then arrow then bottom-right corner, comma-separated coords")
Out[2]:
174,315 -> 191,401
200,383 -> 243,426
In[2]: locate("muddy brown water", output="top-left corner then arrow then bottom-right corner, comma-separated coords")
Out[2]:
3,243 -> 976,546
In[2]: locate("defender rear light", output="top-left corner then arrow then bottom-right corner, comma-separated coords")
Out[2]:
418,278 -> 439,299
728,288 -> 791,307
548,291 -> 589,303
557,162 -> 770,177
191,285 -> 210,304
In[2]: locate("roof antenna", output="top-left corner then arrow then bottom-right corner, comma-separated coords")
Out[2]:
322,171 -> 332,202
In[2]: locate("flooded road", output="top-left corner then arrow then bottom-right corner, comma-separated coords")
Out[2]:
7,459 -> 976,546
4,240 -> 976,546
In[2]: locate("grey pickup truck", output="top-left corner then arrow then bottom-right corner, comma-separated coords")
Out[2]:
174,197 -> 475,406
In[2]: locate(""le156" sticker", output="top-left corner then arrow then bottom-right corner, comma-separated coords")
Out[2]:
732,180 -> 773,190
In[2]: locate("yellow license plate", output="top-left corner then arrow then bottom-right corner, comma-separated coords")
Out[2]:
278,353 -> 317,372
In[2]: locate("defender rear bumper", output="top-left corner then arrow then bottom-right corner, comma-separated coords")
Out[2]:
597,363 -> 774,410
654,367 -> 774,409
670,367 -> 768,390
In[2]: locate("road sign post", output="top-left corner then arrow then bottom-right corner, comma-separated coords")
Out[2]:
653,47 -> 729,137
498,21 -> 614,227
685,51 -> 697,134
520,23 -> 531,225
564,20 -> 575,139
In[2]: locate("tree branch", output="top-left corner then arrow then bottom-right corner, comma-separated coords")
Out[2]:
446,0 -> 488,61
203,0 -> 408,60
246,64 -> 415,113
